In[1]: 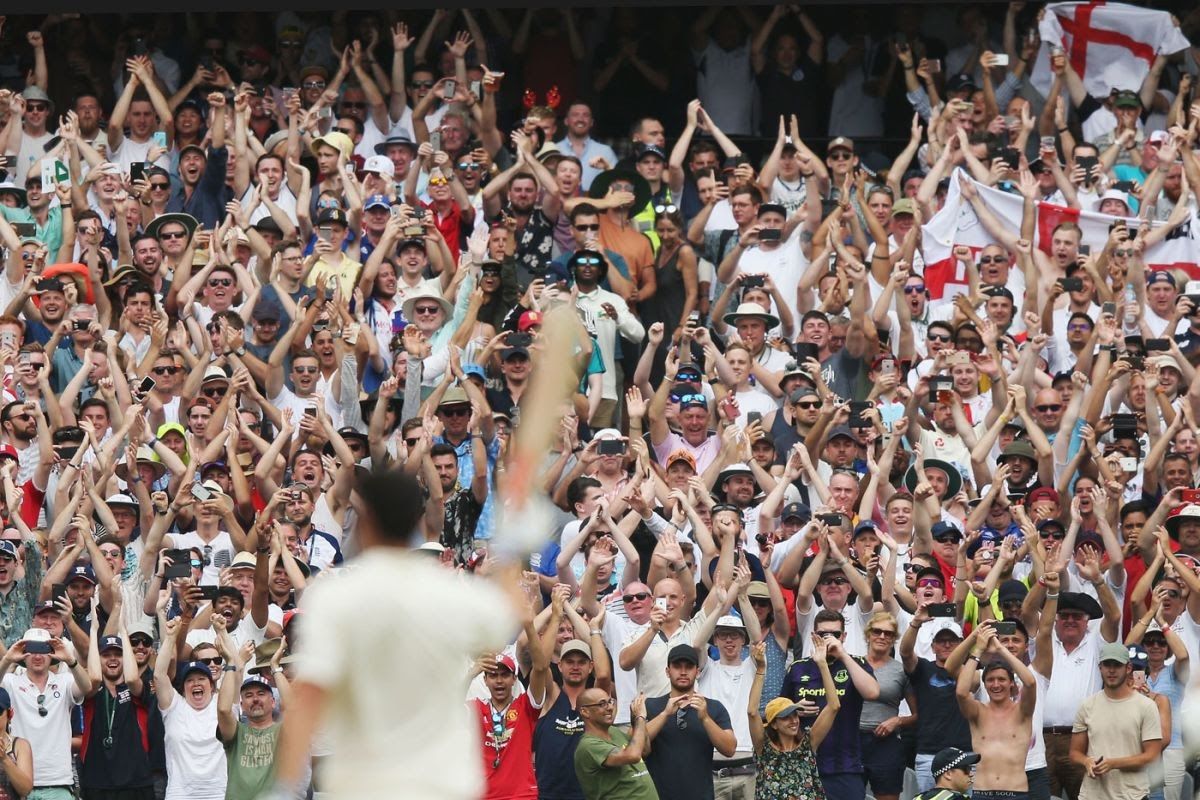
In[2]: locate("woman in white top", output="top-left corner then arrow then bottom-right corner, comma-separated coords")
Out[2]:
155,614 -> 227,800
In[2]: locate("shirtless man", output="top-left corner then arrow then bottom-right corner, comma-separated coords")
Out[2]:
955,624 -> 1038,800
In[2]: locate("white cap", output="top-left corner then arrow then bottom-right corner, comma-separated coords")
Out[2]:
362,155 -> 395,178
1094,188 -> 1130,211
715,615 -> 746,630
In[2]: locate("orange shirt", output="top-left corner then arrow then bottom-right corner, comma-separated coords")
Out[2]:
598,216 -> 654,287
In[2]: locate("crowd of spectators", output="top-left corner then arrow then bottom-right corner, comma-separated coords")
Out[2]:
0,4 -> 1198,800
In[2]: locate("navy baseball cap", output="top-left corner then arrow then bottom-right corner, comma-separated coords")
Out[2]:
99,635 -> 123,653
68,564 -> 96,585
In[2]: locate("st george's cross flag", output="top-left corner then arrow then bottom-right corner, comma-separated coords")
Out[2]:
1030,2 -> 1190,98
919,170 -> 1200,301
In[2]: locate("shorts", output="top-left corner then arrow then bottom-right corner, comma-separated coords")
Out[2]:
858,729 -> 906,795
817,771 -> 866,800
970,791 -> 1029,800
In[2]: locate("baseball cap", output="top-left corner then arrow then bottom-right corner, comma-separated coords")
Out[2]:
518,310 -> 543,332
68,564 -> 96,585
892,198 -> 917,217
827,136 -> 855,154
315,208 -> 348,227
946,74 -> 977,92
559,640 -> 592,660
1112,90 -> 1142,109
177,660 -> 215,683
636,143 -> 666,161
362,155 -> 395,178
364,194 -> 391,211
1099,641 -> 1131,664
665,450 -> 697,472
241,674 -> 273,692
780,502 -> 810,522
98,635 -> 123,653
667,644 -> 700,666
492,654 -> 517,674
747,581 -> 770,599
764,697 -> 806,726
1147,270 -> 1177,288
21,628 -> 52,654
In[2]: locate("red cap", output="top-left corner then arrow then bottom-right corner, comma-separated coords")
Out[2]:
518,311 -> 543,332
241,45 -> 272,64
1024,487 -> 1059,507
0,445 -> 17,463
493,654 -> 517,673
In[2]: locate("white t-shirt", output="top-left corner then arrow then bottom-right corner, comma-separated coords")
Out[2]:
185,611 -> 268,653
2,670 -> 83,786
169,530 -> 236,586
796,601 -> 872,658
295,549 -> 515,800
601,612 -> 648,726
268,385 -> 343,434
698,658 -> 756,757
242,184 -> 298,227
162,693 -> 227,800
693,38 -> 754,136
735,236 -> 807,327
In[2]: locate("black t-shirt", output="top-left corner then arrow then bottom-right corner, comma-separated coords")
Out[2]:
643,693 -> 732,800
757,57 -> 826,139
908,658 -> 971,755
79,680 -> 155,789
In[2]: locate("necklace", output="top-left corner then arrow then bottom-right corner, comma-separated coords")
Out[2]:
102,687 -> 117,749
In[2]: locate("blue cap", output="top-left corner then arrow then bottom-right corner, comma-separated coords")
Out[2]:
177,660 -> 214,683
0,541 -> 17,560
930,521 -> 962,541
241,674 -> 273,692
781,502 -> 810,522
364,194 -> 391,210
68,564 -> 96,585
462,363 -> 486,380
852,520 -> 878,539
99,635 -> 123,652
1147,270 -> 1177,287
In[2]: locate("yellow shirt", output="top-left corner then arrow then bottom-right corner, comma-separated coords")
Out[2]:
305,255 -> 362,299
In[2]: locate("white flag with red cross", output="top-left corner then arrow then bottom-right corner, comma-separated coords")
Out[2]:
920,170 -> 1200,301
1030,2 -> 1190,98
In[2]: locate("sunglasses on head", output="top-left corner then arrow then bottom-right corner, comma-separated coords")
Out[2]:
654,204 -> 678,214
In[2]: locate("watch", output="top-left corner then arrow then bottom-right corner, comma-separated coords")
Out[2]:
234,347 -> 246,357
222,664 -> 238,673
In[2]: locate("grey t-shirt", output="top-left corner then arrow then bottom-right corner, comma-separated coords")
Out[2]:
859,657 -> 908,730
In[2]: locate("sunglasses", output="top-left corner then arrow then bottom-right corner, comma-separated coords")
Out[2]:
457,163 -> 482,171
150,182 -> 170,190
654,204 -> 678,214
794,401 -> 821,410
36,694 -> 47,717
574,256 -> 602,266
302,80 -> 326,89
196,656 -> 223,666
428,177 -> 449,187
574,224 -> 600,232
440,406 -> 471,418
410,80 -> 435,89
622,592 -> 651,603
240,58 -> 263,66
1114,249 -> 1133,257
928,333 -> 951,342
868,628 -> 897,638
1162,589 -> 1181,599
674,393 -> 705,405
152,366 -> 180,375
903,285 -> 927,294
160,231 -> 188,240
748,597 -> 771,606
404,437 -> 420,448
1034,404 -> 1063,413
26,103 -> 48,112
917,578 -> 944,588
978,256 -> 1008,264
1039,529 -> 1066,540
828,151 -> 853,161
202,387 -> 227,398
129,636 -> 153,647
903,563 -> 925,573
819,576 -> 849,586
293,366 -> 319,374
208,278 -> 233,288
933,534 -> 962,543
815,630 -> 841,638
1067,324 -> 1092,332
413,305 -> 441,315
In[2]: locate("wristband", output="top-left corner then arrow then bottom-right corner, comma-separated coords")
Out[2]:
272,667 -> 285,674
1046,591 -> 1059,599
222,664 -> 237,673
66,660 -> 78,669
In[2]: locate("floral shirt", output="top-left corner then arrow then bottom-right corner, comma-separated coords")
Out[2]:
754,732 -> 823,800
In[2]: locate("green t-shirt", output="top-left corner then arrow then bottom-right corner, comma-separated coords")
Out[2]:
573,727 -> 659,800
224,720 -> 280,799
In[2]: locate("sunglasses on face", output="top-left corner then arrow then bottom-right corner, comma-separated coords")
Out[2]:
749,597 -> 771,607
26,103 -> 48,113
413,305 -> 441,315
917,578 -> 944,589
928,333 -> 951,342
457,163 -> 482,171
574,256 -> 602,266
160,231 -> 188,240
933,534 -> 962,543
828,152 -> 853,161
202,387 -> 227,398
674,393 -> 705,405
574,223 -> 600,232
978,256 -> 1008,264
1039,529 -> 1066,540
428,177 -> 449,187
794,401 -> 821,410
208,278 -> 233,288
129,636 -> 153,647
903,285 -> 927,294
150,182 -> 170,190
302,81 -> 326,89
903,563 -> 925,573
1067,324 -> 1092,332
868,628 -> 897,638
1035,404 -> 1063,413
293,366 -> 319,375
152,366 -> 179,375
196,656 -> 223,666
440,406 -> 471,418
622,592 -> 651,603
819,576 -> 849,586
240,58 -> 263,66
410,80 -> 435,89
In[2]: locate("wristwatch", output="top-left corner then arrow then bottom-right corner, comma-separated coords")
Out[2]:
234,347 -> 246,357
222,664 -> 237,673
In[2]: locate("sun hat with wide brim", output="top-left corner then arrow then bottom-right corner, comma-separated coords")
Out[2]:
722,302 -> 780,330
587,168 -> 652,219
115,445 -> 168,483
145,213 -> 200,242
401,290 -> 453,321
902,458 -> 964,500
310,131 -> 354,160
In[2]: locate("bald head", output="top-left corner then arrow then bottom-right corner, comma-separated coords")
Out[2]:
579,688 -> 608,707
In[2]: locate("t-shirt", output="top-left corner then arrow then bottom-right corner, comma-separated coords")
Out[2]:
169,530 -> 236,586
643,693 -> 732,800
697,659 -> 755,757
224,721 -> 280,800
3,670 -> 86,786
1073,690 -> 1161,800
622,611 -> 710,698
859,658 -> 908,730
294,549 -> 515,799
162,694 -> 226,800
908,658 -> 971,755
780,656 -> 873,775
473,692 -> 540,800
573,728 -> 657,800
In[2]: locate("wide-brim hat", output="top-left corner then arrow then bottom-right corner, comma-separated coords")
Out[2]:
1167,503 -> 1200,540
997,439 -> 1037,464
902,459 -> 963,500
587,168 -> 651,219
145,213 -> 199,242
716,462 -> 755,490
115,445 -> 167,483
722,302 -> 780,330
400,290 -> 452,321
310,131 -> 354,160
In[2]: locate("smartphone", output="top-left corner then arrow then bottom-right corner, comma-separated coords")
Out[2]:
1145,338 -> 1171,352
130,162 -> 146,182
596,439 -> 626,456
1122,354 -> 1144,371
51,583 -> 66,606
191,482 -> 212,501
818,513 -> 843,527
1112,180 -> 1137,193
317,226 -> 333,242
1078,244 -> 1091,257
131,37 -> 148,57
17,352 -> 31,366
12,222 -> 35,238
879,358 -> 896,376
163,549 -> 193,579
992,54 -> 1010,67
928,59 -> 943,74
1182,488 -> 1200,503
470,79 -> 482,100
152,131 -> 168,149
317,106 -> 332,119
927,603 -> 957,618
429,130 -> 442,152
993,620 -> 1017,635
1000,147 -> 1021,170
742,274 -> 765,288
412,206 -> 426,221
654,597 -> 668,612
1119,457 -> 1139,473
1077,155 -> 1099,178
848,401 -> 871,428
793,342 -> 819,363
136,376 -> 155,395
442,79 -> 456,101
747,411 -> 763,428
197,585 -> 219,601
759,228 -> 782,242
687,310 -> 701,327
1059,277 -> 1084,292
1102,302 -> 1116,316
